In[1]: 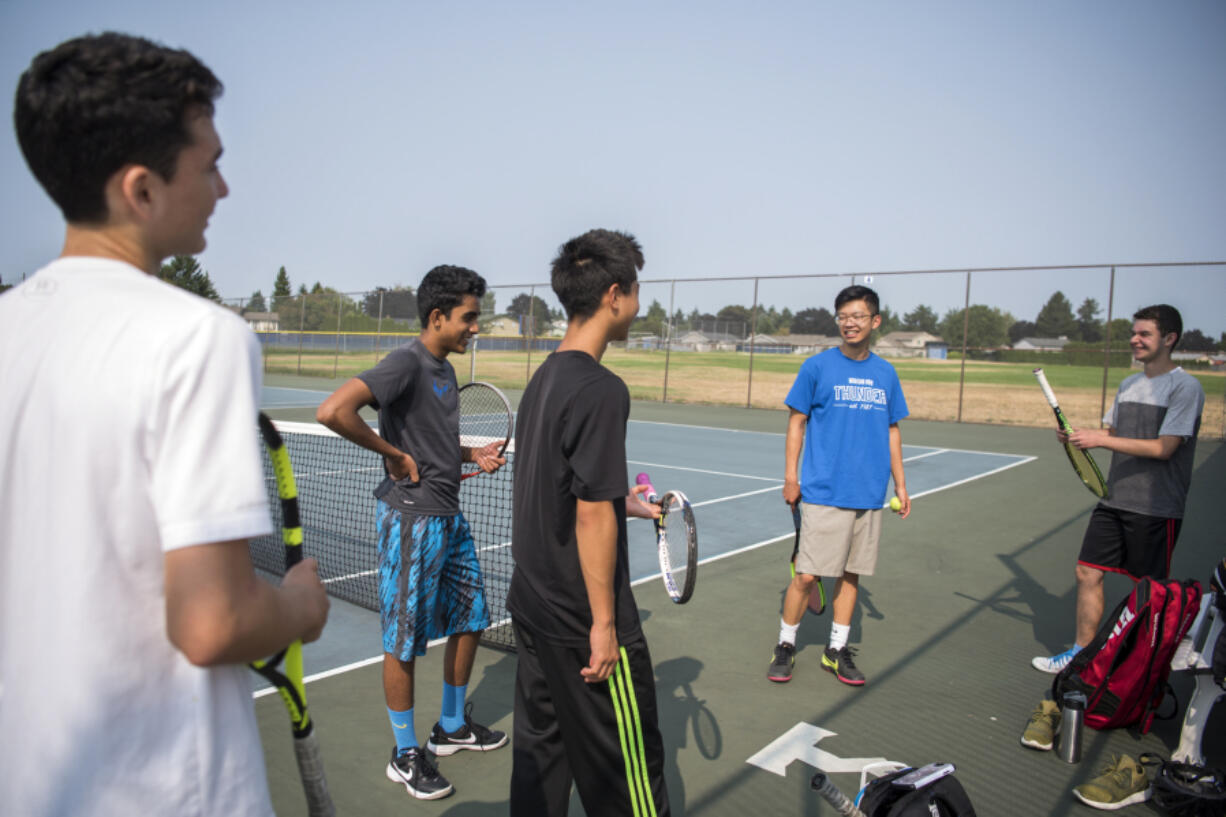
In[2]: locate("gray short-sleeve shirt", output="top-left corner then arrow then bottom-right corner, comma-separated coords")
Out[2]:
357,339 -> 461,515
1101,367 -> 1204,519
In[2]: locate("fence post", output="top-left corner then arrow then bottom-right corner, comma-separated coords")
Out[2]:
296,295 -> 306,376
1100,267 -> 1116,425
525,286 -> 535,386
375,290 -> 385,365
663,280 -> 675,403
956,271 -> 972,423
332,291 -> 343,378
747,278 -> 759,409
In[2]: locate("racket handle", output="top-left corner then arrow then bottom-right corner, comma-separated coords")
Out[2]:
811,773 -> 867,817
1032,368 -> 1060,409
635,472 -> 660,504
293,732 -> 336,817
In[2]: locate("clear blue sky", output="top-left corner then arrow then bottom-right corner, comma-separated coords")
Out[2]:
3,0 -> 1224,335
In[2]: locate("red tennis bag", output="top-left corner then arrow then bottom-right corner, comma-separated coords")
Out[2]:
1054,577 -> 1202,733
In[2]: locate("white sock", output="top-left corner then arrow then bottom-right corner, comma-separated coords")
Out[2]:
779,618 -> 799,646
828,623 -> 850,651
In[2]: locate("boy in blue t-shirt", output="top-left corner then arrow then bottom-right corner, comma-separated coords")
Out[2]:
768,285 -> 910,686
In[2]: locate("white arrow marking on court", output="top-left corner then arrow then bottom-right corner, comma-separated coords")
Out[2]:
746,722 -> 889,777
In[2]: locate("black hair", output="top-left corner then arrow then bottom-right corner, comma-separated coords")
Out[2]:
1133,304 -> 1183,348
417,265 -> 486,325
14,32 -> 223,223
550,229 -> 644,320
834,285 -> 880,315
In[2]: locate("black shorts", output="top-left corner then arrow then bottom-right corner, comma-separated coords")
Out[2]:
1077,504 -> 1181,580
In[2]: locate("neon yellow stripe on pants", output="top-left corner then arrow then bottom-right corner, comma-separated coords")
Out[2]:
608,647 -> 657,817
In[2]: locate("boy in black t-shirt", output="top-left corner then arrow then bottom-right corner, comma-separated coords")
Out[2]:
317,266 -> 507,800
507,230 -> 670,817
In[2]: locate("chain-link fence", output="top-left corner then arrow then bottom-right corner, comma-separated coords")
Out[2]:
225,262 -> 1226,439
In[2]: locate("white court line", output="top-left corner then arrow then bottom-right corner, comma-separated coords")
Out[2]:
629,459 -> 780,482
903,448 -> 948,463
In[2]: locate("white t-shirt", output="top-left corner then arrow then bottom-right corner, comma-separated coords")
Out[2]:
0,257 -> 275,816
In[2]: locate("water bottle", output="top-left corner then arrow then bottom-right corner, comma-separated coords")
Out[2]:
1059,691 -> 1087,763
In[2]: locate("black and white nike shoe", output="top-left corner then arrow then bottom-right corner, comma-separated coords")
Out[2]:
386,746 -> 453,800
426,703 -> 508,756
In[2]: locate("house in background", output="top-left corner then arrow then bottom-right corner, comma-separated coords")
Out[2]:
874,331 -> 943,358
1012,336 -> 1070,352
783,334 -> 842,355
243,312 -> 279,332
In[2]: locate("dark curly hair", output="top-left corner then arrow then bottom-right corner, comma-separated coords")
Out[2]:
551,229 -> 644,320
417,265 -> 487,325
14,32 -> 223,223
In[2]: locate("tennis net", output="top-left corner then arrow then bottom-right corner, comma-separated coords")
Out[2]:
250,420 -> 517,651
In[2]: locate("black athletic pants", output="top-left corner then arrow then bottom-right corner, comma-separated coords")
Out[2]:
510,619 -> 671,817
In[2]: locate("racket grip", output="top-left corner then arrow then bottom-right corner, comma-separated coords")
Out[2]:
635,472 -> 660,504
810,773 -> 867,817
1032,368 -> 1060,409
294,733 -> 336,817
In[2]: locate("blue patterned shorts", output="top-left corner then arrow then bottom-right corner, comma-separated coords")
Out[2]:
376,501 -> 491,660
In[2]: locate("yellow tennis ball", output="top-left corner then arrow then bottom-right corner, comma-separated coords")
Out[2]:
889,496 -> 902,512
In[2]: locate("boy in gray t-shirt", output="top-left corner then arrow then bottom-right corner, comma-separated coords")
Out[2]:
316,265 -> 508,799
1031,304 -> 1205,675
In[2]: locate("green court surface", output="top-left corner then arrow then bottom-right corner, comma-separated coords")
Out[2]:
257,378 -> 1225,816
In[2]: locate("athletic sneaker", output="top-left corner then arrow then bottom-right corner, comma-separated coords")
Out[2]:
767,642 -> 795,682
821,646 -> 866,686
426,703 -> 508,756
1032,645 -> 1080,674
1072,754 -> 1151,810
386,746 -> 453,800
1020,699 -> 1061,750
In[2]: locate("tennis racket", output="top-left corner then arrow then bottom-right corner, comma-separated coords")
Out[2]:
251,414 -> 335,817
458,381 -> 512,481
637,473 -> 697,603
788,502 -> 826,615
1033,368 -> 1109,499
810,772 -> 867,817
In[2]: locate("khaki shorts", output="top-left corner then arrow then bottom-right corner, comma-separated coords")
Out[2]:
794,503 -> 882,578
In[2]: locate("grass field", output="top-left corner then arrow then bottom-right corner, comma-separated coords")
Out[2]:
264,347 -> 1225,438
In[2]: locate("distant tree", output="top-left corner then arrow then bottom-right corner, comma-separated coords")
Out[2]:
1035,291 -> 1077,338
632,299 -> 668,336
506,293 -> 554,334
779,307 -> 794,331
158,255 -> 219,302
939,305 -> 1012,349
717,305 -> 752,336
1219,332 -> 1226,353
1008,320 -> 1038,345
0,275 -> 10,295
1077,297 -> 1103,343
1178,328 -> 1216,353
271,266 -> 292,311
1105,317 -> 1134,345
310,281 -> 325,295
791,307 -> 838,336
481,290 -> 496,317
297,283 -> 308,295
245,290 -> 267,312
876,306 -> 902,337
364,286 -> 417,322
902,304 -> 939,334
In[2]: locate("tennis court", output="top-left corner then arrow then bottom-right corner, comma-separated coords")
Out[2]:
254,377 -> 1226,815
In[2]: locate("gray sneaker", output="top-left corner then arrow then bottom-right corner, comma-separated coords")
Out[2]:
767,642 -> 795,682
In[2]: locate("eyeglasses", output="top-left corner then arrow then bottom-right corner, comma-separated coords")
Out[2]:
834,313 -> 875,325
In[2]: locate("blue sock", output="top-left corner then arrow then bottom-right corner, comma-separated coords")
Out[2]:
440,682 -> 467,733
388,707 -> 416,752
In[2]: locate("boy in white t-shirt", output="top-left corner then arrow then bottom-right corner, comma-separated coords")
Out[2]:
0,32 -> 329,816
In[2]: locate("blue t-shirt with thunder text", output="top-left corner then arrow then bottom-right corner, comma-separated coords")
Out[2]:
785,347 -> 909,509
